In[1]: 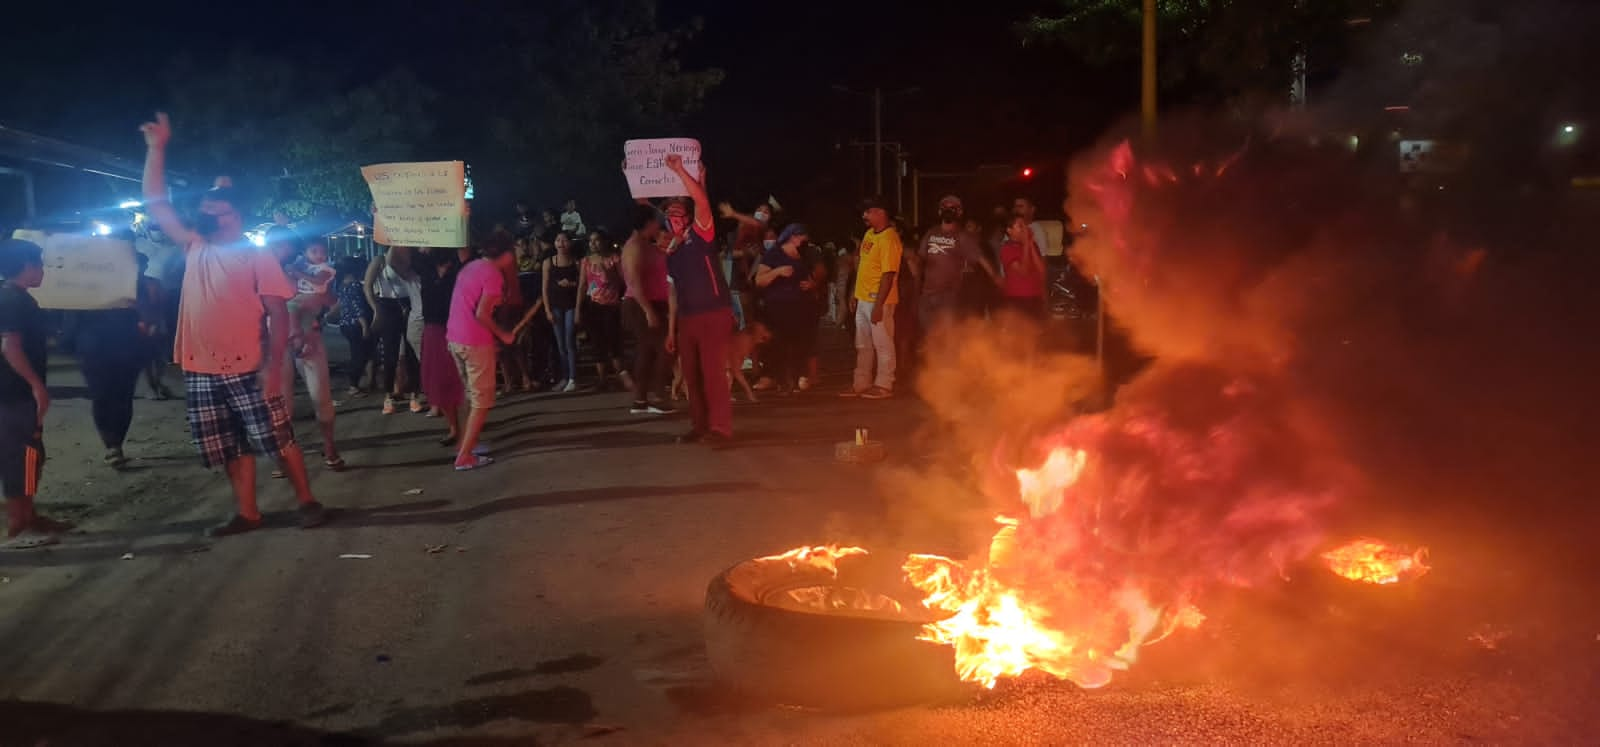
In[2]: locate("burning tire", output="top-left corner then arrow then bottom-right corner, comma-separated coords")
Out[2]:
703,548 -> 965,710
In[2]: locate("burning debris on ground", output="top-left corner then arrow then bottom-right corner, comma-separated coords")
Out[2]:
705,119 -> 1600,708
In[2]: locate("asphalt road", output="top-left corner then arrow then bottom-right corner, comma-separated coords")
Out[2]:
1,333 -> 1597,746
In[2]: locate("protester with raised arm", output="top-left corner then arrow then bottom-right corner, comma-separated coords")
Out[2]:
661,153 -> 735,445
139,112 -> 326,537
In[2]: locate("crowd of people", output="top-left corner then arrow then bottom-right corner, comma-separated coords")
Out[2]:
0,111 -> 1069,550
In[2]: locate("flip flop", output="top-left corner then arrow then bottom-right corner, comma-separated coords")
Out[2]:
454,455 -> 495,472
0,529 -> 58,550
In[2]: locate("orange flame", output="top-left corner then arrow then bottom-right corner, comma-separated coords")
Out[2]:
755,544 -> 868,578
1321,538 -> 1430,585
900,442 -> 1213,690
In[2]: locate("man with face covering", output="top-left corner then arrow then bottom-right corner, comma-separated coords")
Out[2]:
909,195 -> 998,334
140,112 -> 326,537
660,154 -> 735,445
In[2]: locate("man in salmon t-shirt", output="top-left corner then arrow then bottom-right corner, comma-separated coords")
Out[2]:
139,112 -> 325,537
445,232 -> 518,471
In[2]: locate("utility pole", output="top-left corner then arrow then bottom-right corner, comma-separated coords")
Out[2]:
1290,0 -> 1308,110
1141,0 -> 1157,139
833,85 -> 917,198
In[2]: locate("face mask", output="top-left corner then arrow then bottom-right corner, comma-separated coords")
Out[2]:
194,211 -> 221,237
755,211 -> 769,223
762,240 -> 776,250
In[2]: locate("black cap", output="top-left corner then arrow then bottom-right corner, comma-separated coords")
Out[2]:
858,195 -> 889,213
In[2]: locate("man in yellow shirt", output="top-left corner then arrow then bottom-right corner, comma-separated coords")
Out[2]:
842,198 -> 901,399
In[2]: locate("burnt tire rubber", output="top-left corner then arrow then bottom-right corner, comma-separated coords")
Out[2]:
703,558 -> 967,710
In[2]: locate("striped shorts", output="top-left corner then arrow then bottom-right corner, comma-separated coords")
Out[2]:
0,399 -> 42,498
185,372 -> 295,469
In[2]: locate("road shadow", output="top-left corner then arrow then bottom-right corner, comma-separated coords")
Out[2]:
332,427 -> 446,453
0,539 -> 213,569
493,428 -> 675,459
329,481 -> 760,529
464,653 -> 606,687
0,698 -> 367,746
485,417 -> 633,444
363,686 -> 596,739
0,697 -> 597,746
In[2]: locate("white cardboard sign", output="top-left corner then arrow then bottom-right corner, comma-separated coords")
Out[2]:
622,138 -> 703,198
10,230 -> 138,310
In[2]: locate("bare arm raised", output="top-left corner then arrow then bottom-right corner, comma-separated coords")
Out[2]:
139,112 -> 195,249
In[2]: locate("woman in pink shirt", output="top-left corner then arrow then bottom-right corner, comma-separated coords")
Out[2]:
445,234 -> 517,471
998,216 -> 1046,320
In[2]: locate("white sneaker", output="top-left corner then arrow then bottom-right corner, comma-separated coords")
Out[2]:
562,380 -> 577,393
741,357 -> 755,371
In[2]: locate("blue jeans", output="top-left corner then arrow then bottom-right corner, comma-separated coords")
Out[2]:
552,307 -> 578,382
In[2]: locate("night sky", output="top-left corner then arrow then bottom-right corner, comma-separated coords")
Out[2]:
1,1 -> 1141,235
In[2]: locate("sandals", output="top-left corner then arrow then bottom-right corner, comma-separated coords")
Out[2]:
207,514 -> 262,538
298,501 -> 329,529
1,529 -> 58,550
453,454 -> 495,472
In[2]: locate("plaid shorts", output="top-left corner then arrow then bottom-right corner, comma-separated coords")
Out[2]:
185,372 -> 296,468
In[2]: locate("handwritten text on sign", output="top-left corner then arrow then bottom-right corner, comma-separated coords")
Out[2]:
8,231 -> 138,310
361,161 -> 468,248
622,139 -> 703,199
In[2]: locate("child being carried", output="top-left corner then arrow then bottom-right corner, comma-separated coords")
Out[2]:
285,241 -> 336,352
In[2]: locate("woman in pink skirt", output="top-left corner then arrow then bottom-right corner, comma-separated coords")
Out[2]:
419,249 -> 466,445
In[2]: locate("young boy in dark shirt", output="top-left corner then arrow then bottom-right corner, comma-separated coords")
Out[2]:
0,239 -> 66,549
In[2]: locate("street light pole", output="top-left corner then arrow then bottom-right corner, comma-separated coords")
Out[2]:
911,168 -> 920,226
873,87 -> 884,196
833,85 -> 916,198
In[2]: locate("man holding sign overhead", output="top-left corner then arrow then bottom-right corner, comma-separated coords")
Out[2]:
658,153 -> 735,446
